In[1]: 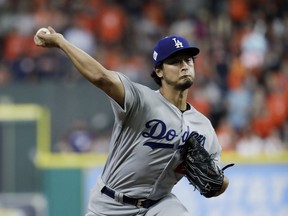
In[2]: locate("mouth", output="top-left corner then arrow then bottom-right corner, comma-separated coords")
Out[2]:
176,76 -> 194,90
180,75 -> 192,79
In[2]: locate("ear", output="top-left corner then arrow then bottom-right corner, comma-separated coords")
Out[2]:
155,68 -> 163,78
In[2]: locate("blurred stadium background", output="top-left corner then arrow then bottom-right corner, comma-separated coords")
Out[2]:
0,0 -> 287,215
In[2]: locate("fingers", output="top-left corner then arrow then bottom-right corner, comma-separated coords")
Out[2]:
34,26 -> 64,48
34,27 -> 54,47
37,30 -> 50,39
34,34 -> 45,47
47,26 -> 56,34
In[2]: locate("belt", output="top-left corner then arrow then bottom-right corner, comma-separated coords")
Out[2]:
101,186 -> 160,208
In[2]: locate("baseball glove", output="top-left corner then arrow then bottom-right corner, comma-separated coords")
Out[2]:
182,134 -> 234,198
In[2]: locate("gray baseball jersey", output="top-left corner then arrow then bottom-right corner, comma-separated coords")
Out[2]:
100,73 -> 222,201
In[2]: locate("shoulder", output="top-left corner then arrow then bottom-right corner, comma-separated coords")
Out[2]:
188,104 -> 212,124
187,104 -> 217,134
113,73 -> 159,113
118,72 -> 156,94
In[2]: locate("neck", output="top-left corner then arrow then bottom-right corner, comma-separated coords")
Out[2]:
159,87 -> 188,111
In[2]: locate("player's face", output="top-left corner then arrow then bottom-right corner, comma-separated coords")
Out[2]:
160,53 -> 195,90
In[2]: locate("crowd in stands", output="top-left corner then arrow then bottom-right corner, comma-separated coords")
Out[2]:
0,0 -> 287,155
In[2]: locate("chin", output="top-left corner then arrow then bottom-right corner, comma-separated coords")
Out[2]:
177,80 -> 193,90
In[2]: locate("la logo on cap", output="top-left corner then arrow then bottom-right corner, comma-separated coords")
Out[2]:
152,35 -> 199,66
172,38 -> 183,48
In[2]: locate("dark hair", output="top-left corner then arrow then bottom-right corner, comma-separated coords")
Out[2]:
151,62 -> 163,86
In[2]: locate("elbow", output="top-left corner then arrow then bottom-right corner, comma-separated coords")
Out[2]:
88,69 -> 111,86
90,73 -> 106,85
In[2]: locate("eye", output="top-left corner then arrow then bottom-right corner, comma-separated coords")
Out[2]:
164,57 -> 181,65
164,56 -> 195,65
171,58 -> 182,64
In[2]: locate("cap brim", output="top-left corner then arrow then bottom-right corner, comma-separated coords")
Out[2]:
166,47 -> 200,59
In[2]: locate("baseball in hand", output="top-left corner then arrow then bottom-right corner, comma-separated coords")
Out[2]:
34,27 -> 50,45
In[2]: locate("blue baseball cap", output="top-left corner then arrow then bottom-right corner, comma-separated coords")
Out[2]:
152,35 -> 200,66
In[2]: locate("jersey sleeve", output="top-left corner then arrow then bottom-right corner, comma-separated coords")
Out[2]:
108,73 -> 142,122
211,129 -> 222,166
197,112 -> 222,166
190,107 -> 222,165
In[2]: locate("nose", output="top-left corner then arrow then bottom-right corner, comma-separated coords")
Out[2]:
181,59 -> 189,65
180,59 -> 190,68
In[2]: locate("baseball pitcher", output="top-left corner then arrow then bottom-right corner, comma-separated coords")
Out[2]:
34,27 -> 233,216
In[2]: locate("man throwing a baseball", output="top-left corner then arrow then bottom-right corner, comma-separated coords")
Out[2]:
34,27 -> 231,216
